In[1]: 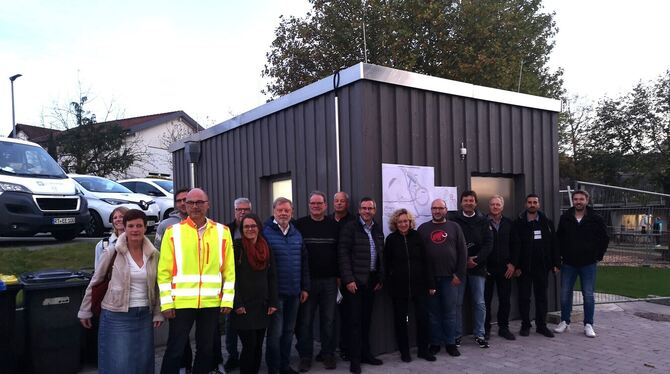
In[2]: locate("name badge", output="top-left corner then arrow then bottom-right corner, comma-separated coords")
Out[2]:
534,230 -> 542,240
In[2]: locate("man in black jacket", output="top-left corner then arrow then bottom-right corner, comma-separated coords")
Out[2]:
511,194 -> 559,338
338,197 -> 385,374
450,190 -> 493,349
484,195 -> 517,341
554,190 -> 609,338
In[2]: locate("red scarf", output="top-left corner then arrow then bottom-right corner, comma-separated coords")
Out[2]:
242,236 -> 269,271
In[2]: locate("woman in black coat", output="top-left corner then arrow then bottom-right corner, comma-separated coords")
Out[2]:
384,208 -> 436,362
232,213 -> 279,374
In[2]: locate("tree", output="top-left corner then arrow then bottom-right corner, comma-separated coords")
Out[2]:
50,94 -> 145,178
262,0 -> 563,99
558,95 -> 593,185
582,70 -> 670,193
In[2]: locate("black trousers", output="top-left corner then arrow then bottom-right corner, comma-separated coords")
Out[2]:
237,329 -> 266,374
342,282 -> 375,365
391,295 -> 430,355
161,307 -> 220,374
484,269 -> 512,331
517,271 -> 548,328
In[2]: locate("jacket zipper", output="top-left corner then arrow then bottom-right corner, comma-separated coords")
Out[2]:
404,235 -> 411,299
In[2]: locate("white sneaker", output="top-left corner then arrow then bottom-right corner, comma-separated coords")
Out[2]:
554,321 -> 570,333
584,323 -> 596,338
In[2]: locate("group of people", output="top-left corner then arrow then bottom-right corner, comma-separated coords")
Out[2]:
77,186 -> 608,374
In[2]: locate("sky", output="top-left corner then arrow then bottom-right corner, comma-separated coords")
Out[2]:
1,0 -> 669,137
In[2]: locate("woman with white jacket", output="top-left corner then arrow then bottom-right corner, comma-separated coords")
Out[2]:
79,209 -> 164,373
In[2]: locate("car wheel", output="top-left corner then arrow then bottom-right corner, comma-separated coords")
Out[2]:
163,208 -> 173,221
52,229 -> 79,242
86,210 -> 104,237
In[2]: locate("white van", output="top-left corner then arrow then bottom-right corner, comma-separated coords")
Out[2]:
0,137 -> 90,241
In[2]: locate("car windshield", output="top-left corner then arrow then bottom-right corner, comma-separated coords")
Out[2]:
75,176 -> 133,193
154,180 -> 173,193
0,141 -> 66,178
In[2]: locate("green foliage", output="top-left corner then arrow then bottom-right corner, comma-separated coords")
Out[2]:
54,95 -> 145,178
0,242 -> 95,275
262,0 -> 563,99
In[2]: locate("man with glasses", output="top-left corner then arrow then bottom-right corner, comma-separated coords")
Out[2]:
418,199 -> 467,357
338,197 -> 385,374
215,197 -> 253,372
154,187 -> 193,374
263,197 -> 311,374
295,191 -> 340,371
158,188 -> 236,374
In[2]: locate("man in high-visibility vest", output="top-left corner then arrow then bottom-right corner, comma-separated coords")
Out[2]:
158,188 -> 235,374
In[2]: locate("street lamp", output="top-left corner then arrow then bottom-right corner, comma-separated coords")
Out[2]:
9,74 -> 22,138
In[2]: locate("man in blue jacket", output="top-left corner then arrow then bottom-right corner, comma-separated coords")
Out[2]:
264,197 -> 311,374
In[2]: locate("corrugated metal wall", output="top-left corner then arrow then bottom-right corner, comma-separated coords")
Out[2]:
172,78 -> 559,355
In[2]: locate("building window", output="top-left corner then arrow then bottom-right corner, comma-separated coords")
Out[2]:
272,179 -> 293,203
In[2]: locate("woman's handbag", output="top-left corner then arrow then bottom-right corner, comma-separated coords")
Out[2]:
90,250 -> 117,317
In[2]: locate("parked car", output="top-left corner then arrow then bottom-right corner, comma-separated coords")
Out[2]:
118,178 -> 174,220
0,137 -> 89,241
69,174 -> 160,237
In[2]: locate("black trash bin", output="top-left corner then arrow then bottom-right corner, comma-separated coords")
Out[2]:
0,280 -> 22,374
20,269 -> 90,374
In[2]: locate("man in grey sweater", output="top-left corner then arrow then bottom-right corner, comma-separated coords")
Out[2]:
417,198 -> 467,357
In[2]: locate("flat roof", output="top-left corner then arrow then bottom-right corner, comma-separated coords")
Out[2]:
171,63 -> 562,151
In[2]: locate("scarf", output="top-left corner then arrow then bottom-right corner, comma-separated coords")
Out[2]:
242,236 -> 269,271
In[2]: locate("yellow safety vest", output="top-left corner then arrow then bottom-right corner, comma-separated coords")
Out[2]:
157,217 -> 235,311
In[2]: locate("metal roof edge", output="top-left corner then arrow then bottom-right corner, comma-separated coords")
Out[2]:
170,62 -> 561,152
170,63 -> 365,152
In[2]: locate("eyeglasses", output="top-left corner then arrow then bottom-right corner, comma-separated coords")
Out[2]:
176,198 -> 187,203
431,207 -> 446,210
309,202 -> 325,205
360,207 -> 375,211
235,207 -> 251,212
243,224 -> 258,230
185,200 -> 208,207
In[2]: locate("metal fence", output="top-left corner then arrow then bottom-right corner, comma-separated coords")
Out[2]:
561,181 -> 670,305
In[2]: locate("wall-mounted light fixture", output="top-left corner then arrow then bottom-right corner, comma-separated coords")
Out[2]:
460,141 -> 467,161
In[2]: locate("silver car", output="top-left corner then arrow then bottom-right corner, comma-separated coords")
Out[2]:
118,178 -> 174,221
70,174 -> 161,237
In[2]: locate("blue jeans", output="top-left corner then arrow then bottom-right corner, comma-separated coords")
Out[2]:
455,274 -> 486,338
427,276 -> 459,345
561,263 -> 597,325
266,294 -> 300,373
99,307 -> 154,374
296,277 -> 337,358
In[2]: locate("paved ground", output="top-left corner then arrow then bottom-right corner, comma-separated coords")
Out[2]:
115,300 -> 670,374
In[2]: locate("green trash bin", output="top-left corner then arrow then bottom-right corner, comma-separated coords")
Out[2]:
0,280 -> 22,374
20,269 -> 90,374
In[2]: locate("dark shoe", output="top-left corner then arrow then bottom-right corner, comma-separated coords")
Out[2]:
429,344 -> 441,355
298,357 -> 312,372
498,329 -> 516,340
445,344 -> 461,357
474,336 -> 490,348
315,352 -> 324,362
400,351 -> 411,362
349,362 -> 361,374
537,326 -> 555,338
520,326 -> 530,337
455,337 -> 461,347
417,351 -> 436,362
323,355 -> 337,370
362,356 -> 383,365
280,367 -> 299,374
223,357 -> 239,371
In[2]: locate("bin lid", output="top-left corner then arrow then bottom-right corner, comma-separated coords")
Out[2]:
20,269 -> 89,285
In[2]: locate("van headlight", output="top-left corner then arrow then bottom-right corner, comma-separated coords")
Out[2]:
0,182 -> 32,193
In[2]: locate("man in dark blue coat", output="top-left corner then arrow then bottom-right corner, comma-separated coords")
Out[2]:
264,197 -> 310,374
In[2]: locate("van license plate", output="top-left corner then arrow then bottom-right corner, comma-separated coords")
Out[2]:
53,217 -> 76,224
147,220 -> 156,227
